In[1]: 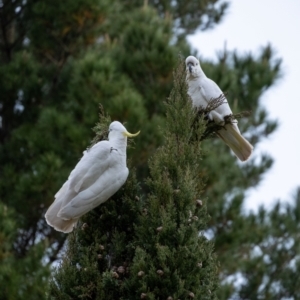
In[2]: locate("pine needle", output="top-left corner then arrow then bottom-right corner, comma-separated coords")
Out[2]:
89,104 -> 111,148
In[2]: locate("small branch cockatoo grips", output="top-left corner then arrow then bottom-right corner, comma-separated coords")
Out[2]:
185,56 -> 253,161
45,121 -> 140,233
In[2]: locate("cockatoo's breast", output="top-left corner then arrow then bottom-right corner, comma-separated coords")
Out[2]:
108,146 -> 127,168
187,78 -> 207,108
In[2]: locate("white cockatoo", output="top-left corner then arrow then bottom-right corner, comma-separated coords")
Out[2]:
185,55 -> 253,161
45,121 -> 140,233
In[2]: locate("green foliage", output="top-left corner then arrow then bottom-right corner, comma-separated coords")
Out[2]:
123,61 -> 219,299
113,7 -> 175,103
217,189 -> 300,299
0,202 -> 50,300
110,6 -> 180,174
123,0 -> 229,34
25,0 -> 113,62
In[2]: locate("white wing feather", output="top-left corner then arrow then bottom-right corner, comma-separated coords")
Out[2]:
45,140 -> 129,232
58,167 -> 128,219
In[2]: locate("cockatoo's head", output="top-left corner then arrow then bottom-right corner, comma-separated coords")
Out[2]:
185,56 -> 202,78
108,121 -> 140,140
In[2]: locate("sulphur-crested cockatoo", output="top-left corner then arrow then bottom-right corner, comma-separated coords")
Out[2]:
185,55 -> 253,161
45,121 -> 140,233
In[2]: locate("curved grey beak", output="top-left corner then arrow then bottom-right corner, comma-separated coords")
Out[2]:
187,62 -> 193,73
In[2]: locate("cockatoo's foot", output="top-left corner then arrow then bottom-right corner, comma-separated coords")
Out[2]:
210,111 -> 225,126
204,112 -> 211,121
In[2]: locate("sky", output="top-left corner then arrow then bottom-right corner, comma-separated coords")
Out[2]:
188,0 -> 300,211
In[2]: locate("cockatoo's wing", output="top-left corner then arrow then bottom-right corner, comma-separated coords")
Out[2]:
57,141 -> 117,211
57,141 -> 129,219
50,142 -> 111,208
66,142 -> 112,194
45,179 -> 76,232
198,78 -> 233,117
200,78 -> 253,161
45,141 -> 129,231
45,196 -> 76,233
57,166 -> 128,219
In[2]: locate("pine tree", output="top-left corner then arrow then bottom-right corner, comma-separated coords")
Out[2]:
49,60 -> 218,299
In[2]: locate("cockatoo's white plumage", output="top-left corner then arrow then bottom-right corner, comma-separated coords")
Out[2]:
45,121 -> 140,233
185,55 -> 253,161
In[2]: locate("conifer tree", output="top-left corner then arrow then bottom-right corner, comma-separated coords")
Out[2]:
237,189 -> 300,299
0,202 -> 50,299
124,60 -> 219,299
49,60 -> 218,299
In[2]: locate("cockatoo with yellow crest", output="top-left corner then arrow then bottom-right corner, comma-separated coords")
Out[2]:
45,121 -> 140,233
